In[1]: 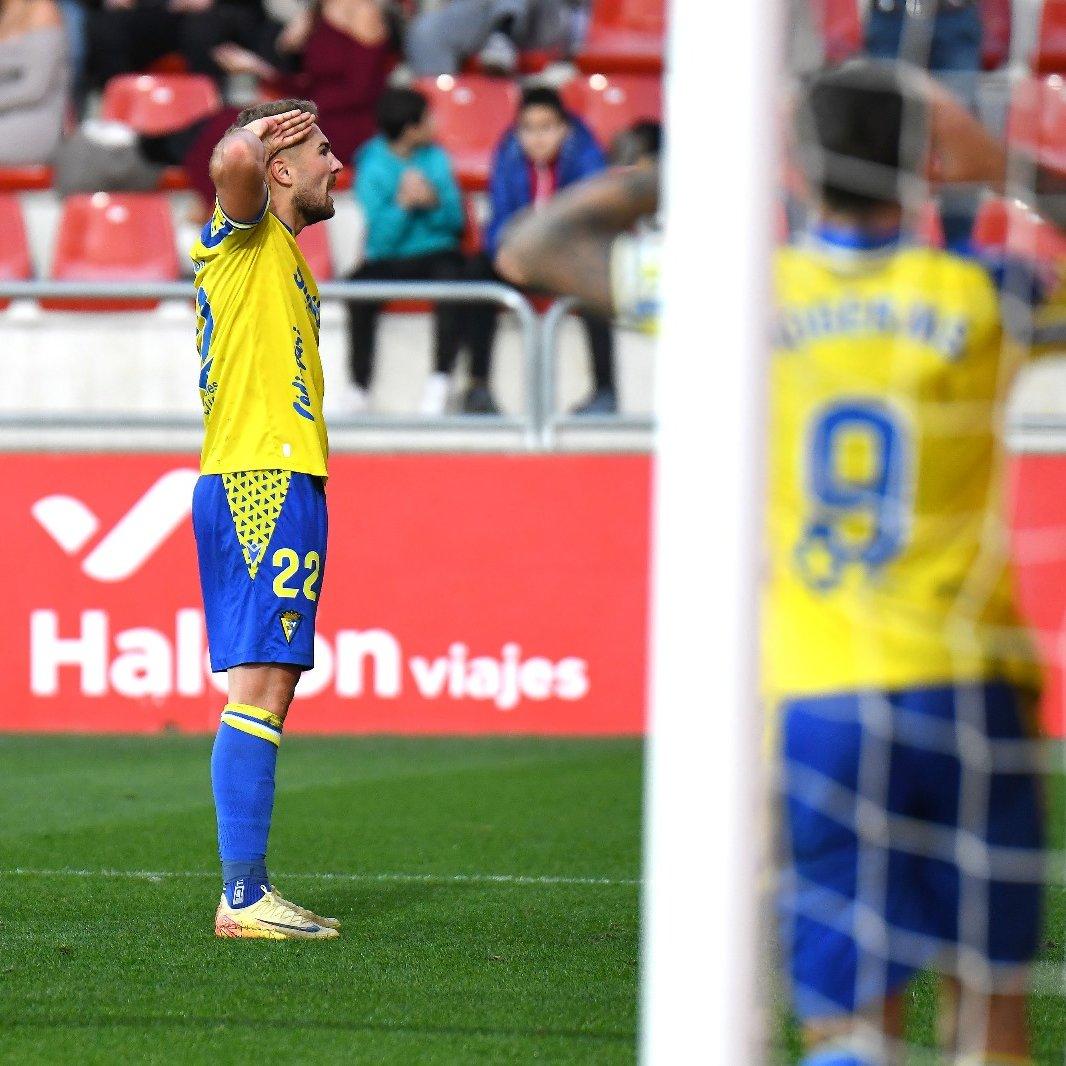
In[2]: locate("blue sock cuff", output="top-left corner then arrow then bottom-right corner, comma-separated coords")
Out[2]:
222,860 -> 269,885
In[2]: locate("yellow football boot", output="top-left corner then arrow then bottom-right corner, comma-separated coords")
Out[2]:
214,888 -> 340,940
270,887 -> 341,930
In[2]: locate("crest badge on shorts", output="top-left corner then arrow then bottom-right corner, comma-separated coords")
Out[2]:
280,610 -> 302,643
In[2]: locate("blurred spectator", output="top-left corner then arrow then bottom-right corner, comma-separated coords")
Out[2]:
866,0 -> 983,77
213,0 -> 398,164
85,0 -> 281,89
406,0 -> 587,77
137,0 -> 397,213
58,0 -> 87,111
981,0 -> 1011,70
865,0 -> 983,252
609,118 -> 661,168
464,85 -> 615,416
344,87 -> 466,414
0,0 -> 70,165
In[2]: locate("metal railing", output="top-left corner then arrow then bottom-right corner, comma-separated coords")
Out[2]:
0,279 -> 556,449
538,298 -> 655,450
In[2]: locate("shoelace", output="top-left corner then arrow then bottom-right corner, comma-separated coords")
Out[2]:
269,889 -> 327,926
261,891 -> 315,927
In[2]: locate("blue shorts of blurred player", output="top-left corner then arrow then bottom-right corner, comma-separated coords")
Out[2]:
779,681 -> 1044,1022
192,470 -> 327,672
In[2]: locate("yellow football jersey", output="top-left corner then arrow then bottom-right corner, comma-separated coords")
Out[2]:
763,231 -> 1047,702
191,198 -> 328,477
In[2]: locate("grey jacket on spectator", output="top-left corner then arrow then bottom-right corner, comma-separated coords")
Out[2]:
0,25 -> 68,165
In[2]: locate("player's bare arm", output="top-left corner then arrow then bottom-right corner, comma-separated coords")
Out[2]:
922,72 -> 1066,231
495,165 -> 660,314
209,109 -> 317,223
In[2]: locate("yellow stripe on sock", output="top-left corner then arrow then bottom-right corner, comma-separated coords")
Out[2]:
220,713 -> 282,747
223,703 -> 284,731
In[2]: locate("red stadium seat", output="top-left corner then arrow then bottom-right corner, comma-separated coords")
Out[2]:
1035,0 -> 1066,74
562,73 -> 661,148
0,165 -> 53,191
416,75 -> 520,191
1007,76 -> 1066,173
811,0 -> 862,64
0,195 -> 32,308
101,74 -> 221,136
461,193 -> 482,256
296,223 -> 333,281
46,192 -> 180,311
576,0 -> 664,74
971,197 -> 1066,266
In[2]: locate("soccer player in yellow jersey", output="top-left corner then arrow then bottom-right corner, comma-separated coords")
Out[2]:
772,64 -> 1066,1065
497,60 -> 1066,1065
188,99 -> 345,939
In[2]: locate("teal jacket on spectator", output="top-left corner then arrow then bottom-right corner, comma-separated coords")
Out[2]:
355,136 -> 464,262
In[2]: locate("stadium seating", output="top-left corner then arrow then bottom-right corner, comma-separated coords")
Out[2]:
576,0 -> 664,75
297,222 -> 333,281
1007,76 -> 1066,173
561,73 -> 662,149
1034,0 -> 1066,74
0,195 -> 32,309
100,74 -> 221,136
0,165 -> 53,192
416,75 -> 520,191
971,197 -> 1066,266
45,192 -> 180,311
812,0 -> 863,64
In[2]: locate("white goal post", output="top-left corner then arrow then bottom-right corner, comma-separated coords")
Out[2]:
640,0 -> 779,1061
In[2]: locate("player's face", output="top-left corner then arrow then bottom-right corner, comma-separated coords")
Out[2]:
517,105 -> 569,167
290,125 -> 343,225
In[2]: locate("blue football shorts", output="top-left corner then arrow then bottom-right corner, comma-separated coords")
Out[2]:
192,469 -> 327,672
779,681 -> 1044,1020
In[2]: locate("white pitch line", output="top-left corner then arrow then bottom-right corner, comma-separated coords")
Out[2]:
0,868 -> 641,888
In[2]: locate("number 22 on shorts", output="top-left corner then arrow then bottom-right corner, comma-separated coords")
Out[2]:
271,548 -> 321,601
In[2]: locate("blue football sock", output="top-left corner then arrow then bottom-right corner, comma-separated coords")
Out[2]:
211,702 -> 283,909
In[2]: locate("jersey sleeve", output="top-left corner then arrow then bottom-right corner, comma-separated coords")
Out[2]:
196,195 -> 271,256
1027,272 -> 1066,359
976,248 -> 1066,360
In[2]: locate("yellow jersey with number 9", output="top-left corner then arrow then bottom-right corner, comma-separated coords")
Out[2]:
190,198 -> 328,477
763,230 -> 1043,702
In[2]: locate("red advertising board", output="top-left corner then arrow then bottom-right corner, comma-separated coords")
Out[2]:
1009,453 -> 1066,738
7,450 -> 1066,738
6,453 -> 650,735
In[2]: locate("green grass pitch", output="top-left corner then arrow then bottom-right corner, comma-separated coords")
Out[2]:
0,736 -> 642,1064
0,736 -> 1061,1063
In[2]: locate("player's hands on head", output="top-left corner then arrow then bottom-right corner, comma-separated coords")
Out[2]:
246,109 -> 318,159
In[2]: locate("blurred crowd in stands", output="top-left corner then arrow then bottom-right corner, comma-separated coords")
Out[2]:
1,0 -> 665,414
5,0 -> 1063,413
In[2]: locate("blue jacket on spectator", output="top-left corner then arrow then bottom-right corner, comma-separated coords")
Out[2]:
356,135 -> 465,262
483,116 -> 606,257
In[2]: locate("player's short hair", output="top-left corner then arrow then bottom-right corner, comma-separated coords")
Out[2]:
518,86 -> 569,123
229,98 -> 319,135
795,60 -> 928,215
375,88 -> 428,143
